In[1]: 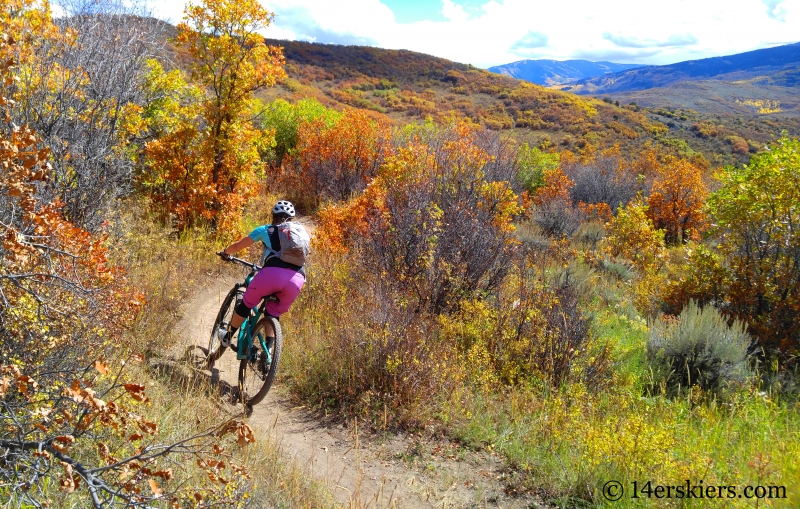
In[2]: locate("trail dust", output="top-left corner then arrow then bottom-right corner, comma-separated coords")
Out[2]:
169,220 -> 542,508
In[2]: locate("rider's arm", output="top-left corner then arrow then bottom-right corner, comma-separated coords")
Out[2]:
222,236 -> 255,256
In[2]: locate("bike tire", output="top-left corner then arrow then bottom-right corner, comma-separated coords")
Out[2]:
237,315 -> 282,407
207,285 -> 243,368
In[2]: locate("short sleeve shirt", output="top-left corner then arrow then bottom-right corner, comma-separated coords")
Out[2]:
248,224 -> 277,265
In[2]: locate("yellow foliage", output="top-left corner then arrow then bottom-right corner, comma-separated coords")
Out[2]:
601,199 -> 666,273
735,98 -> 781,114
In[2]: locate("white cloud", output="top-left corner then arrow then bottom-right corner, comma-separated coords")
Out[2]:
441,0 -> 469,22
602,32 -> 698,49
147,0 -> 800,67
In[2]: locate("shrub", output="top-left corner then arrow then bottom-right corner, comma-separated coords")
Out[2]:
0,41 -> 252,505
258,97 -> 339,165
601,199 -> 666,273
439,263 -> 603,390
573,221 -> 605,248
2,0 -> 163,230
516,143 -> 560,195
532,166 -> 583,237
282,108 -> 391,210
646,158 -> 709,245
564,154 -> 638,213
669,136 -> 800,358
532,198 -> 584,237
597,258 -> 635,281
319,120 -> 521,314
647,301 -> 753,394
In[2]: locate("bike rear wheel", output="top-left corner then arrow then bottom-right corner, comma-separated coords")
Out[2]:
237,316 -> 282,407
207,285 -> 243,368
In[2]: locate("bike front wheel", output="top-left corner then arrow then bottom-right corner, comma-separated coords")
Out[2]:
237,315 -> 282,407
207,285 -> 243,369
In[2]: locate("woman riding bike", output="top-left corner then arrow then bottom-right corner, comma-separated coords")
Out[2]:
215,200 -> 307,349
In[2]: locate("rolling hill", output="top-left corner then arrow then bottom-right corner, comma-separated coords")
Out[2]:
488,59 -> 641,86
158,26 -> 800,166
257,38 -> 663,144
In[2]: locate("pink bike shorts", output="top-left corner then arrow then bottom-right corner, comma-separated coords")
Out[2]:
241,267 -> 305,317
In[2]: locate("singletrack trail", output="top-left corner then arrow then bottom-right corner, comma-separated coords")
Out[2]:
171,220 -> 541,508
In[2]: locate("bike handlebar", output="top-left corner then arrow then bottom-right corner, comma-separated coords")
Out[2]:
218,253 -> 262,271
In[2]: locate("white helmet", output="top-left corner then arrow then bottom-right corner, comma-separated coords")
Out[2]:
272,200 -> 295,217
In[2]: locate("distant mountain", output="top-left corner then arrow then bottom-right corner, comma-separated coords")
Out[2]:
566,42 -> 800,94
488,59 -> 642,86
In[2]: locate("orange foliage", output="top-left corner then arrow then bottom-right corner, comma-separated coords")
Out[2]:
144,0 -> 285,230
316,192 -> 375,252
533,167 -> 574,206
1,90 -> 141,359
317,120 -> 521,312
578,201 -> 613,222
282,108 -> 391,209
632,146 -> 663,179
646,158 -> 709,244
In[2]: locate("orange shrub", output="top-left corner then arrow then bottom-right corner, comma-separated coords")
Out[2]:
318,120 -> 521,313
646,158 -> 709,244
141,0 -> 284,231
282,108 -> 391,210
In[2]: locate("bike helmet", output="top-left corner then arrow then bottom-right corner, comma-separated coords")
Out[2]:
272,200 -> 296,218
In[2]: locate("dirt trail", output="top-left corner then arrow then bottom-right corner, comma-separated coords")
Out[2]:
171,246 -> 540,508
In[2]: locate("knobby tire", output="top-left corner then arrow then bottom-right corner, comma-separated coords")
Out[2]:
238,315 -> 282,407
207,285 -> 242,368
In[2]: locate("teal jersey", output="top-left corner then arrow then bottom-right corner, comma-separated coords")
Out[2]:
248,224 -> 277,265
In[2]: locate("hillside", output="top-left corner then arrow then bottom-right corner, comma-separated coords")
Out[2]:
488,59 -> 641,86
565,41 -> 800,94
603,78 -> 800,118
242,39 -> 799,166
255,39 -> 667,147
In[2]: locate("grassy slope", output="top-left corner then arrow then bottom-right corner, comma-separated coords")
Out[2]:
251,39 -> 799,166
603,79 -> 800,117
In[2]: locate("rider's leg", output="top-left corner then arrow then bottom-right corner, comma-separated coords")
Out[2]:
219,301 -> 250,347
230,311 -> 246,329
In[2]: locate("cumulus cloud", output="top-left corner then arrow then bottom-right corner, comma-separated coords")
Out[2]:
602,32 -> 699,49
150,0 -> 800,68
270,6 -> 378,45
442,0 -> 470,22
510,30 -> 549,55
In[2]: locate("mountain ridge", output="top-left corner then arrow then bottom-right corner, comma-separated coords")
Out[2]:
565,41 -> 800,94
488,59 -> 641,86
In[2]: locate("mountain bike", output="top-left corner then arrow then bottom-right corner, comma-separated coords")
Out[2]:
206,256 -> 282,408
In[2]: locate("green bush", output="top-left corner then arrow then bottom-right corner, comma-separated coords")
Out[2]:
647,301 -> 753,394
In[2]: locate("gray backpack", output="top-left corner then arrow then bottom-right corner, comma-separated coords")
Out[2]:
274,221 -> 311,266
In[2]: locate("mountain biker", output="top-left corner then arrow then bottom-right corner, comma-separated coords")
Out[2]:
215,200 -> 307,348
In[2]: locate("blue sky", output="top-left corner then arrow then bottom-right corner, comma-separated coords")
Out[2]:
150,0 -> 800,68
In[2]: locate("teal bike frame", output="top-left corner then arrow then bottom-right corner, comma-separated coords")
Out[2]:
226,257 -> 277,363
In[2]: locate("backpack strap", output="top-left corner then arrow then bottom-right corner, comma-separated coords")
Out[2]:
267,225 -> 281,252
